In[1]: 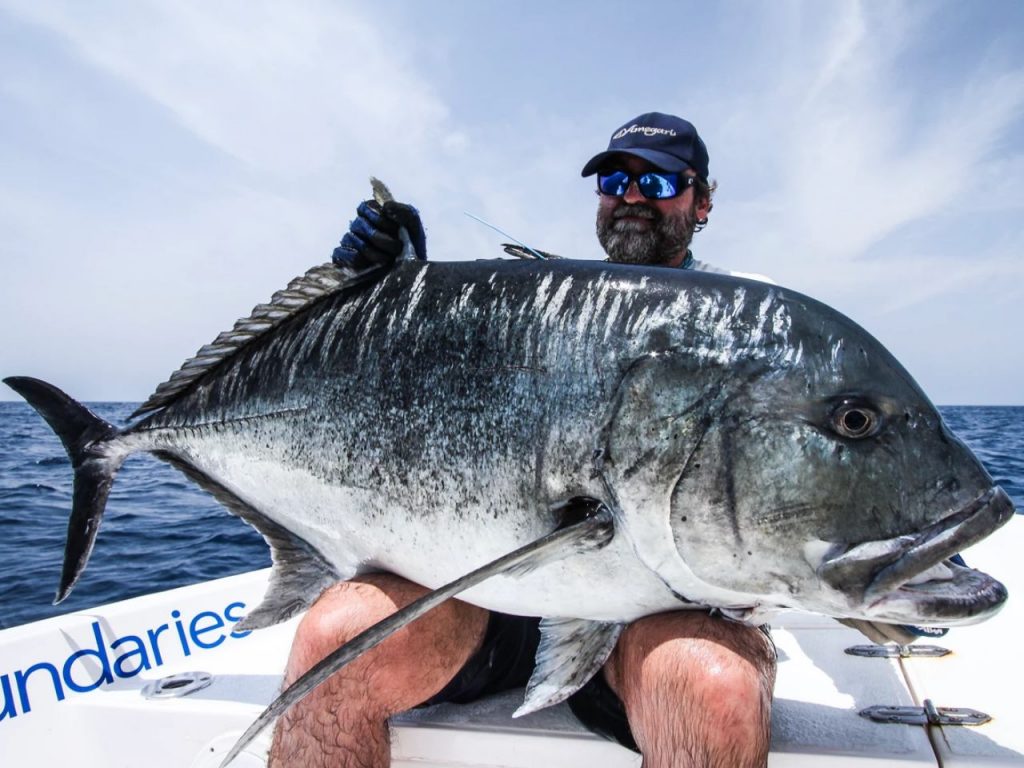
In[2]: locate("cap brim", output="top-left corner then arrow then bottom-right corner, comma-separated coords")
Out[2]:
581,148 -> 692,177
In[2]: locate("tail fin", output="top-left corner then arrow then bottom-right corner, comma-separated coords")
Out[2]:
3,376 -> 125,603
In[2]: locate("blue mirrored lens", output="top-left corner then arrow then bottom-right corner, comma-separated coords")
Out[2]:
598,171 -> 630,196
597,171 -> 682,199
638,172 -> 679,199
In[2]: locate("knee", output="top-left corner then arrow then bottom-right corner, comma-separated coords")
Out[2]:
602,614 -> 775,766
292,575 -> 421,664
606,612 -> 776,714
285,574 -> 488,713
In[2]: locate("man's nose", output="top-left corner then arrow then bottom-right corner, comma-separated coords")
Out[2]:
622,180 -> 645,204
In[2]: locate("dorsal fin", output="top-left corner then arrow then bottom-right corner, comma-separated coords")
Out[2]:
131,262 -> 377,420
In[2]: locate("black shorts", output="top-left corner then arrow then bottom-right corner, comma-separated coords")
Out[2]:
422,612 -> 639,753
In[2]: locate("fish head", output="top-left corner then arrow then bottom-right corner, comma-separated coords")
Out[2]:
660,286 -> 1014,627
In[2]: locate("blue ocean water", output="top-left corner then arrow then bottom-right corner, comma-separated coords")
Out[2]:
0,402 -> 1021,630
0,402 -> 269,630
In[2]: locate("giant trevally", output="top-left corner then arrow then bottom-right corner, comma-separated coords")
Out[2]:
6,247 -> 1014,763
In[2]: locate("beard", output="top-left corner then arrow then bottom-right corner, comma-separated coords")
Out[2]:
596,200 -> 697,265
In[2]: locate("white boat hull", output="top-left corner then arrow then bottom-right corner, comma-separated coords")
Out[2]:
2,517 -> 1023,767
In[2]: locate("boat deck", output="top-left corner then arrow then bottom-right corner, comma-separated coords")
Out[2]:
2,517 -> 1021,767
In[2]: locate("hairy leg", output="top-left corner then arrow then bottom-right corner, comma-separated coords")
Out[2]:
603,613 -> 776,768
268,574 -> 489,768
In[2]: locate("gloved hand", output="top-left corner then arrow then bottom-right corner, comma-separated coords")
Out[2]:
332,199 -> 427,272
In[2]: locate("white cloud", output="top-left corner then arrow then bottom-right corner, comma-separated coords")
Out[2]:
3,0 -> 454,176
704,3 -> 1024,298
0,0 -> 1021,403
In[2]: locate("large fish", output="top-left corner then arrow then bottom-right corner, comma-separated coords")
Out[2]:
6,253 -> 1014,763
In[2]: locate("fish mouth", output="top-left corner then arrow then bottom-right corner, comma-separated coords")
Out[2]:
864,557 -> 1008,624
818,487 -> 1015,624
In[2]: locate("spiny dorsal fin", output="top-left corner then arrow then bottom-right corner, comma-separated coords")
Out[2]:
132,179 -> 404,421
131,262 -> 365,420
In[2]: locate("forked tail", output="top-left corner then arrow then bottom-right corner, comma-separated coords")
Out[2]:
3,376 -> 125,603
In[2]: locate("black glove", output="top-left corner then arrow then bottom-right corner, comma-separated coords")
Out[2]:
332,199 -> 427,271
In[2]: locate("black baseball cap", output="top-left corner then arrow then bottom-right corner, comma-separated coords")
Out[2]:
581,112 -> 710,180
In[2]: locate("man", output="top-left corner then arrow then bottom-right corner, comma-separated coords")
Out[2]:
268,113 -> 777,768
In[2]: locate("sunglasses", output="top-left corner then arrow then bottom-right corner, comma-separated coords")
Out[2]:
597,170 -> 696,200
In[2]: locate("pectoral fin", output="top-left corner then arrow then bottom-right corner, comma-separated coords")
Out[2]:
514,618 -> 624,717
219,505 -> 614,768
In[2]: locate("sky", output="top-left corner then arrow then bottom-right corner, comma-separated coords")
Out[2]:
1,0 -> 1022,405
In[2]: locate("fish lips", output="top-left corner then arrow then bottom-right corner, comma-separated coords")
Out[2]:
818,486 -> 1015,623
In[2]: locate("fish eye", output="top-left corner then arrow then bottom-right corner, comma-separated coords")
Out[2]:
831,401 -> 880,439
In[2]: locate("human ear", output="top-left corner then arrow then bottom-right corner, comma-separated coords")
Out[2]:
695,194 -> 712,223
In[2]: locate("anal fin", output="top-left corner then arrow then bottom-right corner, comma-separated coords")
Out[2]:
155,452 -> 341,630
514,618 -> 624,718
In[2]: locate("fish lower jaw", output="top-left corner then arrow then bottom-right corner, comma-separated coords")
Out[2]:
860,561 -> 1008,626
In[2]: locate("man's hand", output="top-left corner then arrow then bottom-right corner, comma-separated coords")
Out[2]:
332,199 -> 427,272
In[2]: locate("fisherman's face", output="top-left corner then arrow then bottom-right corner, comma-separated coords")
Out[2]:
595,155 -> 710,267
